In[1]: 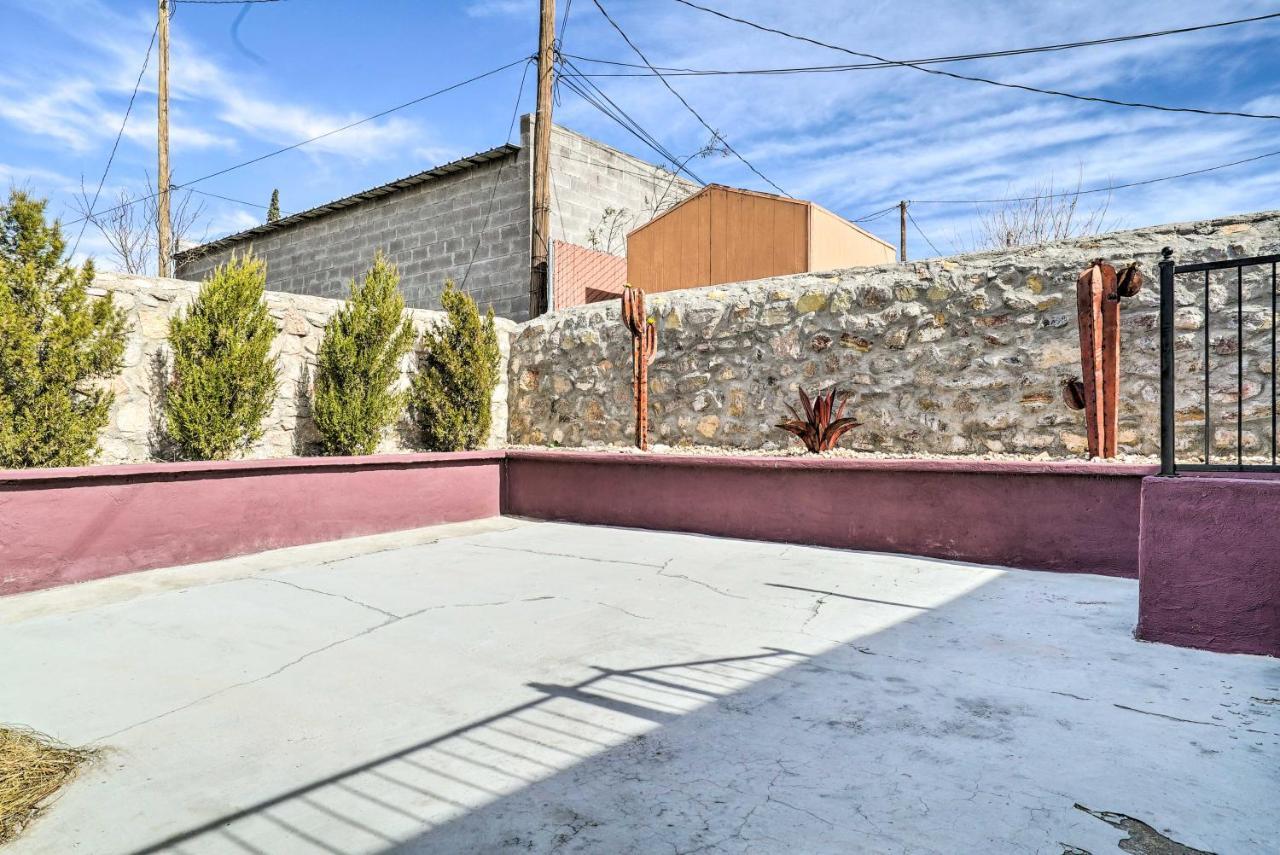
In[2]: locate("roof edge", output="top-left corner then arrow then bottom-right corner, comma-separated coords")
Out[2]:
175,143 -> 521,263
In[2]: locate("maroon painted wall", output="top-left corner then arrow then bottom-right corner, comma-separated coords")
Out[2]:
0,453 -> 503,596
505,452 -> 1154,577
1138,474 -> 1280,657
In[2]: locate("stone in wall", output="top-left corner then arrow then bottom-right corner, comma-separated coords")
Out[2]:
507,210 -> 1280,458
90,272 -> 514,465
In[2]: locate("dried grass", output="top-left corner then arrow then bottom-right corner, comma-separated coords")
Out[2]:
0,726 -> 96,845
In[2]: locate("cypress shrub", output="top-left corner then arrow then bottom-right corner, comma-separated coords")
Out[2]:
410,282 -> 500,451
0,190 -> 129,468
164,254 -> 278,460
312,254 -> 415,456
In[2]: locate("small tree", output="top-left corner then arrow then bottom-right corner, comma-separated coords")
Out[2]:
410,282 -> 500,451
164,253 -> 278,460
266,189 -> 281,223
0,190 -> 129,468
312,254 -> 416,456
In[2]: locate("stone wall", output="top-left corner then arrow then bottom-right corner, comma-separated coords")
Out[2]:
90,272 -> 514,465
507,210 -> 1280,459
175,119 -> 696,322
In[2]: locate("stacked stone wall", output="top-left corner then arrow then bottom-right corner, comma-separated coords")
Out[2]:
507,211 -> 1280,458
90,272 -> 513,465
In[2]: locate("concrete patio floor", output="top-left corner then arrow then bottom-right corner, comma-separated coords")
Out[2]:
2,519 -> 1277,855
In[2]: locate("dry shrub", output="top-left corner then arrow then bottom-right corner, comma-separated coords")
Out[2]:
0,726 -> 95,844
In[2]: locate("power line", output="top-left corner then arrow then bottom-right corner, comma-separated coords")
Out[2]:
556,58 -> 706,184
907,209 -> 943,256
175,0 -> 286,5
671,0 -> 1280,121
70,18 -> 160,259
186,186 -> 282,212
589,0 -> 789,196
462,58 -> 534,288
851,204 -> 898,223
910,145 -> 1280,204
563,11 -> 1280,77
63,56 -> 532,228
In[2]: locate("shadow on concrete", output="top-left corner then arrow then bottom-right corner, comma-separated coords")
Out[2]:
123,569 -> 1265,854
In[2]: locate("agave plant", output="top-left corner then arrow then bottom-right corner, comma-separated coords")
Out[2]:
776,387 -> 862,453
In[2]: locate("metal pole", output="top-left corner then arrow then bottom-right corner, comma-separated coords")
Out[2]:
1159,247 -> 1176,475
157,0 -> 171,278
528,0 -> 555,319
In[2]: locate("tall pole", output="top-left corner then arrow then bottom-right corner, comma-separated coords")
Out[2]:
898,200 -> 908,262
528,0 -> 555,319
157,0 -> 172,278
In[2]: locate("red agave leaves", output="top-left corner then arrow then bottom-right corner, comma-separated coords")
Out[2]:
776,387 -> 862,453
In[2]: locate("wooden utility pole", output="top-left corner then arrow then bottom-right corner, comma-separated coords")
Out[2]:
898,200 -> 908,262
157,0 -> 172,278
528,0 -> 555,318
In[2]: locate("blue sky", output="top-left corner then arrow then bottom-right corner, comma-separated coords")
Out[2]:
3,0 -> 1279,270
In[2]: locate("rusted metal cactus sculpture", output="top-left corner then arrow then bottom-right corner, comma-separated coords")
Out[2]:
1065,259 -> 1143,458
622,285 -> 657,450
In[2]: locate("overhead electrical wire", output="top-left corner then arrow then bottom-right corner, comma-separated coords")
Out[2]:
563,10 -> 1280,78
556,55 -> 707,184
70,18 -> 160,259
671,0 -> 1280,121
462,57 -> 534,288
63,56 -> 532,228
907,209 -> 943,256
589,0 -> 790,196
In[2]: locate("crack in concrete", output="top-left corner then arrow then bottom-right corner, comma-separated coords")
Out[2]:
468,542 -> 666,568
1111,704 -> 1226,729
656,559 -> 747,600
254,577 -> 400,619
1074,803 -> 1216,854
94,595 -> 556,743
800,593 -> 829,632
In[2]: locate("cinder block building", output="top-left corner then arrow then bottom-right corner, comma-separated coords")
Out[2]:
175,116 -> 698,321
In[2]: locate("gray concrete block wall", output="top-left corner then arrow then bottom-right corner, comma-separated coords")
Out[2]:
543,120 -> 699,255
176,119 -> 697,322
177,150 -> 533,320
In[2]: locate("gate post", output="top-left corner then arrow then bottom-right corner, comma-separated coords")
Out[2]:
1158,247 -> 1176,476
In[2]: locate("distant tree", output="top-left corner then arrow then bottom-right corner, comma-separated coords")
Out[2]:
0,189 -> 129,468
163,253 -> 278,460
312,254 -> 416,456
410,282 -> 500,451
971,171 -> 1112,250
266,189 -> 281,223
71,172 -> 205,276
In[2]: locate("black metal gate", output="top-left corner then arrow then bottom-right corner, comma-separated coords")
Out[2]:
1159,247 -> 1279,474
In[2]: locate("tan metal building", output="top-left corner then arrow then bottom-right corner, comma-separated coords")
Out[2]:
626,184 -> 896,294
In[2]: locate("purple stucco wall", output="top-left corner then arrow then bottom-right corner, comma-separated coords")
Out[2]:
505,452 -> 1154,577
0,453 -> 503,596
1138,474 -> 1280,657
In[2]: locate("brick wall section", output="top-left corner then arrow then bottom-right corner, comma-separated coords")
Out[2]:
175,119 -> 697,322
507,210 -> 1280,458
551,241 -> 627,310
88,272 -> 514,465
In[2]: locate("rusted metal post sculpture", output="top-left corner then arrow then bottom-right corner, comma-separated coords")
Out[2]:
1064,260 -> 1143,458
622,285 -> 657,450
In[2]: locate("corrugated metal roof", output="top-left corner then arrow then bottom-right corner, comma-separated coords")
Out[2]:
175,143 -> 521,262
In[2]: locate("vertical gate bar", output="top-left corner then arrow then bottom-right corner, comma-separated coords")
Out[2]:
1237,265 -> 1244,469
1204,269 -> 1211,465
1273,262 -> 1277,466
1159,248 -> 1176,476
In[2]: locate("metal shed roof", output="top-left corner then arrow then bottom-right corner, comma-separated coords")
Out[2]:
175,143 -> 521,262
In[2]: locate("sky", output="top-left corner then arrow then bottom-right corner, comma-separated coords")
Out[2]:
2,0 -> 1279,271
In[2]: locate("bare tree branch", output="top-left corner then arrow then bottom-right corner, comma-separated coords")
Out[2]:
970,168 -> 1113,251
